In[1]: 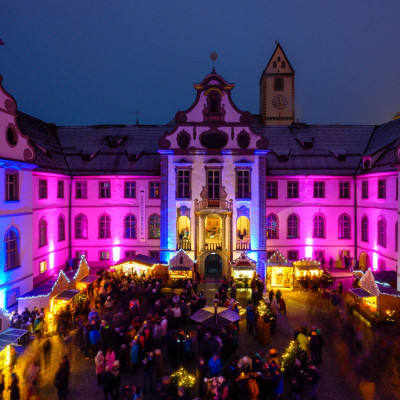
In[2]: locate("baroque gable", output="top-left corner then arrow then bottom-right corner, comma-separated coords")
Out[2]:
159,72 -> 268,152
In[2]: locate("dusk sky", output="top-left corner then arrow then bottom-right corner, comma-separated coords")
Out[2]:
1,1 -> 399,126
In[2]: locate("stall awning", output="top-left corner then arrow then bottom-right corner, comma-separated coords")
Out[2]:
54,289 -> 80,301
0,328 -> 29,352
79,275 -> 99,284
349,288 -> 375,298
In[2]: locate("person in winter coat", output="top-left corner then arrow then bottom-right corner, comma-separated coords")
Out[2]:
279,297 -> 286,315
130,340 -> 140,373
309,332 -> 321,365
247,376 -> 259,400
142,352 -> 155,393
230,283 -> 237,300
197,357 -> 208,398
102,366 -> 116,400
112,360 -> 121,399
105,348 -> 116,371
270,298 -> 279,318
8,373 -> 20,400
54,361 -> 69,400
95,351 -> 105,386
316,329 -> 325,363
154,349 -> 164,383
306,363 -> 320,400
89,327 -> 101,358
291,359 -> 304,400
208,353 -> 222,377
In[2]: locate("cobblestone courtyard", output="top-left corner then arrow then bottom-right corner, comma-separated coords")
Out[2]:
6,287 -> 400,400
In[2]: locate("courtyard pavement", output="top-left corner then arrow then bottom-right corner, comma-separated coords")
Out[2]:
6,283 -> 400,400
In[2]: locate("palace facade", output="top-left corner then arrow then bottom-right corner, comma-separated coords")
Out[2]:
1,44 -> 400,309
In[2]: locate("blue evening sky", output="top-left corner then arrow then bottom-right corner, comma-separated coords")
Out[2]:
0,1 -> 399,126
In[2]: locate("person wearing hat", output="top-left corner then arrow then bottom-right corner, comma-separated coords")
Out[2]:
102,366 -> 115,400
309,331 -> 321,365
112,360 -> 121,398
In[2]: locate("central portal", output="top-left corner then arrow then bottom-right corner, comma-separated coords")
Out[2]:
205,253 -> 222,277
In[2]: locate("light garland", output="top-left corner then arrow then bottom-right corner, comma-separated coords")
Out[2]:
170,366 -> 196,390
256,301 -> 268,317
17,270 -> 71,300
267,250 -> 289,263
281,340 -> 297,373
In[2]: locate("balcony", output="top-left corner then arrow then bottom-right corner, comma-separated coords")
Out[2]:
236,240 -> 250,250
177,240 -> 191,251
205,242 -> 222,251
195,199 -> 233,212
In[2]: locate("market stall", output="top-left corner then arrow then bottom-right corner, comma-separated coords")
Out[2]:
231,252 -> 257,288
349,268 -> 400,323
265,250 -> 293,289
18,270 -> 72,332
0,308 -> 29,371
73,255 -> 99,291
110,254 -> 157,276
168,249 -> 195,281
293,258 -> 322,283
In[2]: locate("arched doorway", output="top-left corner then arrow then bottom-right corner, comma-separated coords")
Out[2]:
359,251 -> 370,272
205,253 -> 222,277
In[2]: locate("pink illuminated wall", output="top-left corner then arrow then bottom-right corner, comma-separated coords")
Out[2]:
70,175 -> 161,268
32,172 -> 70,285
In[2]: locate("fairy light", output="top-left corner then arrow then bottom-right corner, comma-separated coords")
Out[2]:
170,366 -> 196,390
256,301 -> 268,317
281,340 -> 297,373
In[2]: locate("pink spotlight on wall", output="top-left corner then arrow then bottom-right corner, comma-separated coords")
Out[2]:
49,242 -> 55,269
372,252 -> 378,271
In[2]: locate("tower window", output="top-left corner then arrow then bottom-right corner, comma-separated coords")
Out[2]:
274,77 -> 284,91
277,57 -> 281,62
281,61 -> 286,68
272,61 -> 277,68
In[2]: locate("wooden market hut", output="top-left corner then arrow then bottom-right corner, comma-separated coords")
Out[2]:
110,254 -> 158,276
230,252 -> 257,287
0,308 -> 29,371
168,249 -> 195,280
349,268 -> 400,323
73,255 -> 99,291
265,250 -> 293,289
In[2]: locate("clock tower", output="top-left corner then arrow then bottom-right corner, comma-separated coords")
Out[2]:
259,43 -> 295,126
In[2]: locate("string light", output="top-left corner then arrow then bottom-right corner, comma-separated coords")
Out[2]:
256,301 -> 268,317
170,366 -> 196,390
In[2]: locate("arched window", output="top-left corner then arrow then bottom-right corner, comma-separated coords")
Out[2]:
39,218 -> 47,247
338,214 -> 351,239
313,214 -> 325,238
281,61 -> 286,68
361,215 -> 368,242
274,77 -> 284,91
75,214 -> 88,239
377,217 -> 386,247
58,215 -> 65,241
272,61 -> 277,68
5,227 -> 20,271
149,214 -> 160,239
287,214 -> 299,238
208,92 -> 220,113
124,214 -> 136,239
266,214 -> 278,239
99,214 -> 111,239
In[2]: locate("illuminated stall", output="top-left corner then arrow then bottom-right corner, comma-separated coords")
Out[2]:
231,252 -> 257,287
265,250 -> 294,289
168,249 -> 195,281
293,259 -> 322,278
349,268 -> 400,323
18,270 -> 72,332
110,254 -> 157,276
0,308 -> 30,370
73,255 -> 99,291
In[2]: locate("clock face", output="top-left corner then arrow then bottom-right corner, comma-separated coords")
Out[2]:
272,95 -> 287,110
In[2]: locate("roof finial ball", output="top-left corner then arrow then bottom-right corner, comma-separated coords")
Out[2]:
210,52 -> 218,73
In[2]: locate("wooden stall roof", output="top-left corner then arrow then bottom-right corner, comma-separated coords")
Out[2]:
349,288 -> 375,298
265,250 -> 292,267
53,289 -> 81,301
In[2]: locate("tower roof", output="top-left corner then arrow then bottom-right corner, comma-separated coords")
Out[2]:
260,43 -> 294,82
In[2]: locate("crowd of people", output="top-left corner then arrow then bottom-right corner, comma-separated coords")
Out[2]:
2,269 -> 334,400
